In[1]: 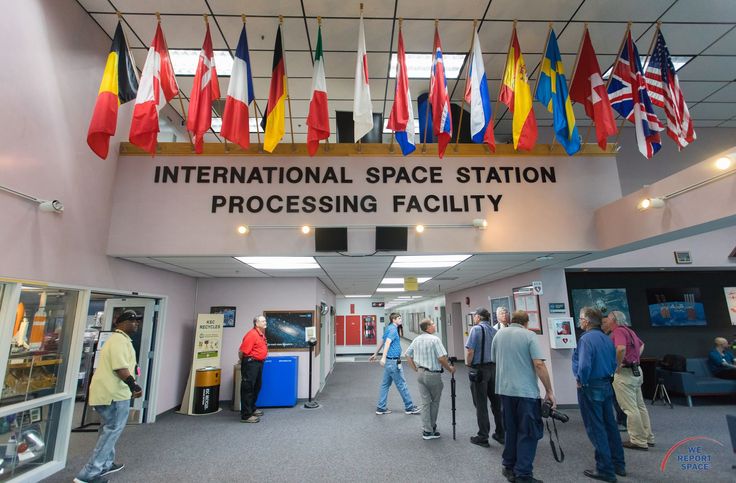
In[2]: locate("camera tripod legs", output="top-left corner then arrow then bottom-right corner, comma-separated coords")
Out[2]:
651,378 -> 673,408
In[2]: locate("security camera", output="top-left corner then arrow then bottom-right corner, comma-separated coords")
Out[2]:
38,199 -> 64,213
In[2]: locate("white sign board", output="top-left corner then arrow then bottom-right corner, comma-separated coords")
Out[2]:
532,280 -> 544,296
548,317 -> 577,349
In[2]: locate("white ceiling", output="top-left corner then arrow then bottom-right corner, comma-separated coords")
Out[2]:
77,0 -> 736,143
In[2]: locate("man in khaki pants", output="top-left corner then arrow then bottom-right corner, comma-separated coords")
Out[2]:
603,311 -> 655,450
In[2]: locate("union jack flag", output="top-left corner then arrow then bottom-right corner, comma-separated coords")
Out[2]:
645,30 -> 696,150
607,31 -> 663,159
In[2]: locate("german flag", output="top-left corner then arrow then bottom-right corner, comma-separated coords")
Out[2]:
87,22 -> 138,159
261,25 -> 287,153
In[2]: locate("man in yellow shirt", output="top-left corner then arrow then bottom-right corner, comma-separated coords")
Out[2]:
75,310 -> 143,483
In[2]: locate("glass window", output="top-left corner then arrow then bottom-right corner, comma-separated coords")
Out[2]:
0,401 -> 63,480
2,286 -> 79,407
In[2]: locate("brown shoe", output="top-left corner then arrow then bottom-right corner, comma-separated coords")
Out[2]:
240,415 -> 260,423
622,441 -> 647,451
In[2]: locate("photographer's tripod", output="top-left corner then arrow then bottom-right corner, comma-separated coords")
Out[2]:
651,376 -> 673,408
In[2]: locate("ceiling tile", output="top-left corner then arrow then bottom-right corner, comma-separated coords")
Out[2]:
680,81 -> 730,103
661,0 -> 736,23
574,0 -> 673,22
688,103 -> 736,120
488,0 -> 587,21
703,27 -> 736,55
678,56 -> 736,81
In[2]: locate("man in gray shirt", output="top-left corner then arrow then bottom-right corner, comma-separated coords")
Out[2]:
491,310 -> 555,483
405,319 -> 455,440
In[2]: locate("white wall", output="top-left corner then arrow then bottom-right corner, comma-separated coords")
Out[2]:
393,296 -> 446,340
0,1 -> 198,414
446,269 -> 579,405
193,278 -> 335,400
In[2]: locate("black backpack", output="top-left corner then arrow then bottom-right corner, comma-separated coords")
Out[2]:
661,354 -> 687,372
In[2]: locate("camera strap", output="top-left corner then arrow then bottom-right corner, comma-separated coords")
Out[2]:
546,418 -> 565,463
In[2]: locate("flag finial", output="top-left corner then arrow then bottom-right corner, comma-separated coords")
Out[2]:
241,14 -> 246,24
360,3 -> 364,13
399,18 -> 403,29
155,11 -> 161,22
115,10 -> 122,19
279,15 -> 284,25
203,14 -> 208,25
318,16 -> 322,26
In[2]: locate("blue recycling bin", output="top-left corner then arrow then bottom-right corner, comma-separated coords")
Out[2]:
255,356 -> 298,407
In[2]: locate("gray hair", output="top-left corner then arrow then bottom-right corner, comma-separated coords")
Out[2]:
253,315 -> 266,326
580,307 -> 604,327
496,306 -> 509,315
608,310 -> 627,326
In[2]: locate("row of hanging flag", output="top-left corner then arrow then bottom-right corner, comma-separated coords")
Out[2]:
87,15 -> 695,160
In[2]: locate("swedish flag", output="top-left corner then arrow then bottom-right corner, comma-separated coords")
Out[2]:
536,29 -> 580,155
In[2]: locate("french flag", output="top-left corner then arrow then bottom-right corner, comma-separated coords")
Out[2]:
464,30 -> 495,151
221,24 -> 255,150
387,28 -> 415,156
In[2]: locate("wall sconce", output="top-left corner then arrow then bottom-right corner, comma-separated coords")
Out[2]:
472,218 -> 488,229
636,197 -> 665,211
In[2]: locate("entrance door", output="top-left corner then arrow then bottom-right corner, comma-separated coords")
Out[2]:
103,298 -> 156,424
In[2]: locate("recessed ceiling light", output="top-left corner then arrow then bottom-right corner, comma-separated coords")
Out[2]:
381,277 -> 432,284
211,117 -> 264,134
376,287 -> 405,292
389,53 -> 466,79
170,49 -> 234,76
391,255 -> 471,268
602,55 -> 691,79
397,296 -> 412,299
345,295 -> 371,298
535,255 -> 553,261
235,256 -> 319,270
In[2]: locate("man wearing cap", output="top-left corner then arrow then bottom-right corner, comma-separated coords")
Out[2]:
74,310 -> 143,483
239,315 -> 268,423
465,307 -> 504,447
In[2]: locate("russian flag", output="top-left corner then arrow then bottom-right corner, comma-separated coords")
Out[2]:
221,23 -> 255,150
464,30 -> 495,151
387,28 -> 415,156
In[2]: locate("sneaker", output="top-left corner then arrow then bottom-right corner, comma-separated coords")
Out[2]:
492,432 -> 505,445
422,431 -> 440,440
240,415 -> 260,423
502,466 -> 515,482
253,409 -> 264,416
73,478 -> 109,483
583,469 -> 617,482
470,435 -> 490,447
99,463 -> 124,477
375,408 -> 392,415
405,406 -> 421,415
622,441 -> 648,451
433,431 -> 441,437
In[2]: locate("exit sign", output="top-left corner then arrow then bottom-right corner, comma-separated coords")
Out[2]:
372,302 -> 385,307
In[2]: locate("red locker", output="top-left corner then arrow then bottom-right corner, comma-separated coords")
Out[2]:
335,315 -> 345,346
345,315 -> 361,345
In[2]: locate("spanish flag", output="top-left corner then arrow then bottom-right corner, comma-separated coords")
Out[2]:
87,22 -> 138,159
499,26 -> 537,151
261,25 -> 287,153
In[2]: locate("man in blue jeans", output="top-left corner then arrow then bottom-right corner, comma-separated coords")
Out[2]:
574,307 -> 625,482
491,310 -> 555,483
75,310 -> 143,483
369,313 -> 420,415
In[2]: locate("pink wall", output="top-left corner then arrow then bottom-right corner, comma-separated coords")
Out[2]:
445,269 -> 579,405
0,1 -> 197,413
193,278 -> 335,400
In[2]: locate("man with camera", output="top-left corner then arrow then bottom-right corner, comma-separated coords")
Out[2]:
465,307 -> 504,447
574,307 -> 625,482
603,311 -> 655,451
491,310 -> 555,483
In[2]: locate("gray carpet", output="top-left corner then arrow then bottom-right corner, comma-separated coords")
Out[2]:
46,362 -> 735,482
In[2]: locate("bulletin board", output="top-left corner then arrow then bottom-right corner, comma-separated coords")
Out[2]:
513,287 -> 542,334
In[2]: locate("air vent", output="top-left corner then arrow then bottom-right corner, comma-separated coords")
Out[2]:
433,277 -> 458,281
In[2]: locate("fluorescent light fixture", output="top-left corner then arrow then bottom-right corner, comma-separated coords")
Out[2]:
603,56 -> 691,79
535,255 -> 554,261
235,256 -> 319,269
389,53 -> 465,79
383,118 -> 420,134
376,287 -> 405,293
211,117 -> 264,134
345,295 -> 371,298
397,296 -> 412,299
170,49 -> 234,76
381,277 -> 431,284
391,255 -> 471,268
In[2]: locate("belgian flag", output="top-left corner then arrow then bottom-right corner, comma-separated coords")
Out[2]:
260,25 -> 287,153
87,22 -> 138,159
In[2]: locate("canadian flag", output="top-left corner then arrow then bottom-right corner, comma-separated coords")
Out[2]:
306,26 -> 330,156
129,23 -> 179,154
187,23 -> 220,154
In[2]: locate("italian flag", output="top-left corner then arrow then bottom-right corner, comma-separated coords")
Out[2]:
307,26 -> 330,156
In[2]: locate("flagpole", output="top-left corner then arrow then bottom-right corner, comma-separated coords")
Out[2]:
569,23 -> 595,148
609,22 -> 632,146
254,100 -> 265,151
279,16 -> 296,151
159,11 -> 194,150
389,18 -> 403,155
358,3 -> 364,153
533,23 -> 555,149
454,19 -> 477,152
316,16 -> 330,153
199,13 -> 224,154
238,14 -> 260,152
422,20 -> 439,154
493,20 -> 517,135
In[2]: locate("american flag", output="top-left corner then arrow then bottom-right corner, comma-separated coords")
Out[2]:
607,30 -> 663,159
645,30 -> 696,150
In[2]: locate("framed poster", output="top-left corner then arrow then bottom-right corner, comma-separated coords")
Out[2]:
725,287 -> 736,325
489,296 -> 511,324
570,288 -> 631,327
264,311 -> 314,351
210,306 -> 236,328
646,288 -> 706,327
513,287 -> 542,334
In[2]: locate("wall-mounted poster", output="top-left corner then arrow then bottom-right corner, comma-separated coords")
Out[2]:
570,288 -> 631,327
726,287 -> 736,325
646,288 -> 707,327
264,311 -> 314,350
489,296 -> 511,324
512,287 -> 542,334
210,306 -> 236,328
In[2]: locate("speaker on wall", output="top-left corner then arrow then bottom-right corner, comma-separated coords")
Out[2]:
335,111 -> 383,143
375,226 -> 408,251
315,227 -> 348,252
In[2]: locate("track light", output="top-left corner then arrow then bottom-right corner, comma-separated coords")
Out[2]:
715,156 -> 732,171
472,218 -> 488,229
237,225 -> 249,235
415,225 -> 425,234
301,225 -> 311,234
636,197 -> 665,211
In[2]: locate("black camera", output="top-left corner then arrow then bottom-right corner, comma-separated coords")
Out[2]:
541,400 -> 569,423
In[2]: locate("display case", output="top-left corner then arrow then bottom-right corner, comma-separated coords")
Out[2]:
0,401 -> 62,481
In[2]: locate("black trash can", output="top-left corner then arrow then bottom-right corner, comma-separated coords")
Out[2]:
193,367 -> 221,414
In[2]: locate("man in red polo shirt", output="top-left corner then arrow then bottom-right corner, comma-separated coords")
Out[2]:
239,315 -> 268,423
